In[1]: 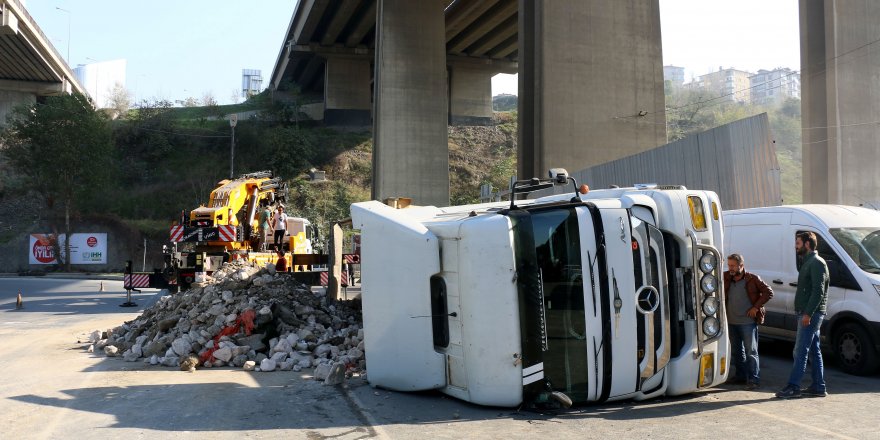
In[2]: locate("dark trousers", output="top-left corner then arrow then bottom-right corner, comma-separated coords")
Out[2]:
274,230 -> 285,249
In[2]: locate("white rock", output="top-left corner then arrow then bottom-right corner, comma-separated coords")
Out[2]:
266,263 -> 277,276
314,344 -> 332,358
273,339 -> 292,354
89,330 -> 102,343
357,341 -> 365,351
357,329 -> 365,340
324,362 -> 346,385
213,347 -> 233,363
87,345 -> 95,353
279,360 -> 295,371
226,313 -> 237,324
171,338 -> 192,356
123,350 -> 139,362
260,358 -> 277,372
243,361 -> 257,371
104,345 -> 119,357
149,355 -> 159,365
207,304 -> 225,316
295,341 -> 308,351
258,306 -> 272,315
162,356 -> 180,367
221,290 -> 234,303
232,345 -> 250,357
348,348 -> 364,360
314,363 -> 332,381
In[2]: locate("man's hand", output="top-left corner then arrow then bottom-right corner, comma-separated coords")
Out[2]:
801,314 -> 811,326
747,307 -> 759,318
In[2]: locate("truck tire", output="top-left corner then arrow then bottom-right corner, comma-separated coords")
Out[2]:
834,322 -> 880,376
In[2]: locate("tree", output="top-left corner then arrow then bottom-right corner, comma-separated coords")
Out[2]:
0,93 -> 114,271
201,91 -> 218,107
230,89 -> 241,104
106,82 -> 132,119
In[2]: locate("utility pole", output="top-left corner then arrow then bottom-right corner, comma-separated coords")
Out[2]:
229,114 -> 238,178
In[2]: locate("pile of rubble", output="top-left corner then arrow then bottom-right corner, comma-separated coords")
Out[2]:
86,261 -> 364,384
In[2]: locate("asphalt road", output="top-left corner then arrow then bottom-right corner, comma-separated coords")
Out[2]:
2,278 -> 879,439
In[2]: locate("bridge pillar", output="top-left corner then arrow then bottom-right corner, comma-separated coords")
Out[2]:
800,0 -> 880,206
373,0 -> 449,206
517,0 -> 666,180
0,89 -> 35,127
324,56 -> 372,126
448,65 -> 493,126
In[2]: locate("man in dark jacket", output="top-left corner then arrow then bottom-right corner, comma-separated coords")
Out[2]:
776,231 -> 829,399
724,253 -> 773,389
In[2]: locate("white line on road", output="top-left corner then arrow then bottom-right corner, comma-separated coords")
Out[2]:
732,400 -> 858,440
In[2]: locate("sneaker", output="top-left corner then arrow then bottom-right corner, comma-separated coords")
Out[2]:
775,384 -> 802,399
746,382 -> 761,391
801,387 -> 827,397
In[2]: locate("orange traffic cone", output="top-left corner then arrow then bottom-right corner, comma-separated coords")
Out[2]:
16,290 -> 23,309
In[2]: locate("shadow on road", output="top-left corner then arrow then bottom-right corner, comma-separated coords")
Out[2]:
1,289 -> 163,315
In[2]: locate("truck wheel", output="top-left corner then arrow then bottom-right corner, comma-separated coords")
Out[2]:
834,322 -> 880,375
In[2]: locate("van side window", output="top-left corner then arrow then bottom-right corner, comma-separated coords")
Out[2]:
795,231 -> 861,290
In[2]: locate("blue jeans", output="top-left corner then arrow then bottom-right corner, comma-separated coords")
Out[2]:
787,312 -> 826,391
729,322 -> 760,384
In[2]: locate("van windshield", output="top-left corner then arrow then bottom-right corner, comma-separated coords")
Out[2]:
829,228 -> 880,274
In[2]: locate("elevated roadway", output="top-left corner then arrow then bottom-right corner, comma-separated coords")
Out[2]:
0,0 -> 87,124
271,0 -> 666,207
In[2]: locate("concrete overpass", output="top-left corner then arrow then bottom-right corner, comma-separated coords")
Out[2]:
272,0 -> 666,206
0,0 -> 86,125
270,0 -> 520,127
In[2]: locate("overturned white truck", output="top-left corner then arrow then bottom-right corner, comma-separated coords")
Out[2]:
351,171 -> 729,407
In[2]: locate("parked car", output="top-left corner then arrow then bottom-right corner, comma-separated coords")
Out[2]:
723,205 -> 880,375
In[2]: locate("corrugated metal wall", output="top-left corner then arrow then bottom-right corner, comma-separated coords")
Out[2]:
534,113 -> 782,210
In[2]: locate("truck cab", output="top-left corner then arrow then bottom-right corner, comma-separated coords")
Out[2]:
351,177 -> 728,407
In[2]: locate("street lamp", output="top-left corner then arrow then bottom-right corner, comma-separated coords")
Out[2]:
55,7 -> 70,65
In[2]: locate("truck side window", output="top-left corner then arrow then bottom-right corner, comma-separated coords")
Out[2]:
796,231 -> 861,290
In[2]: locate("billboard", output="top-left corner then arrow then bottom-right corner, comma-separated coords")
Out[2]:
29,233 -> 108,265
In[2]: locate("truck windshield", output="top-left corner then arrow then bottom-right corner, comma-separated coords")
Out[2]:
531,208 -> 589,401
830,228 -> 880,274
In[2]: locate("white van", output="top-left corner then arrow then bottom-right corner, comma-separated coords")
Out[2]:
723,205 -> 880,375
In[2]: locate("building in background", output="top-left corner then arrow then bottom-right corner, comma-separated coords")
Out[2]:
686,66 -> 753,103
750,68 -> 800,105
73,59 -> 126,108
663,65 -> 685,88
242,69 -> 263,98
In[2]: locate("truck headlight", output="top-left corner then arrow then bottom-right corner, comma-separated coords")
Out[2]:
699,253 -> 716,273
703,317 -> 720,337
700,274 -> 717,293
702,296 -> 719,316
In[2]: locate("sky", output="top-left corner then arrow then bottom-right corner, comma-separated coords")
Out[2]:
25,0 -> 800,104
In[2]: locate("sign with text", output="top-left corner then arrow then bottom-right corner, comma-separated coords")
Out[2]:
28,233 -> 108,265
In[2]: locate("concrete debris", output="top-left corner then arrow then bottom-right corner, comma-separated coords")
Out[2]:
84,260 -> 363,382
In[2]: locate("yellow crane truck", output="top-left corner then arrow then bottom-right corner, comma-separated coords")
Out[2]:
145,171 -> 324,292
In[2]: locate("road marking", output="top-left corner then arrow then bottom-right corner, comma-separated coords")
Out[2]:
734,401 -> 858,440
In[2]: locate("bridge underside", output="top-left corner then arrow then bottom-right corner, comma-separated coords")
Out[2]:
272,0 -> 668,206
0,0 -> 85,125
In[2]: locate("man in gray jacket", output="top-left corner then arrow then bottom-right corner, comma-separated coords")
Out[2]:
776,231 -> 829,399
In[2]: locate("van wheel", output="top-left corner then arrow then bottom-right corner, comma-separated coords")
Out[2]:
834,323 -> 880,375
